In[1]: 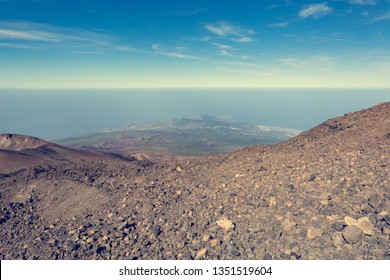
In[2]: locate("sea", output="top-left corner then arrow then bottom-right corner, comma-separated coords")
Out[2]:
0,88 -> 389,140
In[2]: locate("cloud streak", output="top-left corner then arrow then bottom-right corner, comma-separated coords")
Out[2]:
279,55 -> 333,68
349,0 -> 377,5
204,21 -> 255,42
299,3 -> 332,19
268,22 -> 290,28
369,10 -> 390,23
152,43 -> 200,60
0,28 -> 59,41
0,20 -> 112,51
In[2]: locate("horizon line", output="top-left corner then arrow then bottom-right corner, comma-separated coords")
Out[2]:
1,87 -> 390,90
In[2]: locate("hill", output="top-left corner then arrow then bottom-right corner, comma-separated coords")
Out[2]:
0,134 -> 130,174
0,103 -> 389,260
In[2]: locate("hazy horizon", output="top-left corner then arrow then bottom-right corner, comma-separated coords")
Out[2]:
1,88 -> 388,140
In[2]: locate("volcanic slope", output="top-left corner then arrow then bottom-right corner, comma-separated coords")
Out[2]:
0,102 -> 389,260
0,134 -> 127,174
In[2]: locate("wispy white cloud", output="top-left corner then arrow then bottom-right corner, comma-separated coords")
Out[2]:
222,61 -> 260,67
219,49 -> 233,57
0,20 -> 112,51
369,10 -> 390,23
0,27 -> 59,41
308,35 -> 352,42
152,43 -> 200,60
285,33 -> 352,43
183,36 -> 211,42
279,55 -> 333,69
279,58 -> 307,68
268,22 -> 290,28
232,36 -> 254,42
204,21 -> 255,42
348,0 -> 377,5
212,42 -> 232,49
212,42 -> 234,57
299,3 -> 332,19
0,42 -> 44,50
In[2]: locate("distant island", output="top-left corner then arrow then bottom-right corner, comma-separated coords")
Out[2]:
55,116 -> 301,158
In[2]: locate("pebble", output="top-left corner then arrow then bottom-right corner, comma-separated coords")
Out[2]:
86,237 -> 94,244
307,227 -> 324,240
282,219 -> 297,231
216,218 -> 234,230
331,232 -> 344,247
194,248 -> 207,260
210,239 -> 220,247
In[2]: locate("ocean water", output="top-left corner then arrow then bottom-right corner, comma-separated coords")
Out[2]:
0,88 -> 389,140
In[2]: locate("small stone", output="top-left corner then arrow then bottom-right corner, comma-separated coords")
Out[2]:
88,230 -> 95,236
263,253 -> 272,260
102,236 -> 108,241
210,239 -> 220,247
176,253 -> 184,259
68,229 -> 76,235
368,194 -> 382,208
202,234 -> 210,242
331,222 -> 345,231
382,227 -> 390,235
176,166 -> 182,172
228,245 -> 241,257
118,221 -> 128,231
47,239 -> 57,246
307,227 -> 324,240
107,213 -> 113,218
342,225 -> 363,244
269,197 -> 277,206
282,219 -> 297,231
177,242 -> 185,249
320,193 -> 331,205
216,218 -> 234,230
150,226 -> 162,236
194,248 -> 207,260
86,237 -> 94,244
331,232 -> 344,247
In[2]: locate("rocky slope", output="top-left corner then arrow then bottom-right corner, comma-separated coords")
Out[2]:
0,103 -> 389,260
0,134 -> 128,174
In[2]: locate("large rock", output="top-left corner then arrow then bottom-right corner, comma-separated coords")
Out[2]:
342,225 -> 363,244
344,216 -> 374,235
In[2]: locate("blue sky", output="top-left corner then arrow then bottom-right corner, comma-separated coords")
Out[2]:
0,0 -> 390,88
